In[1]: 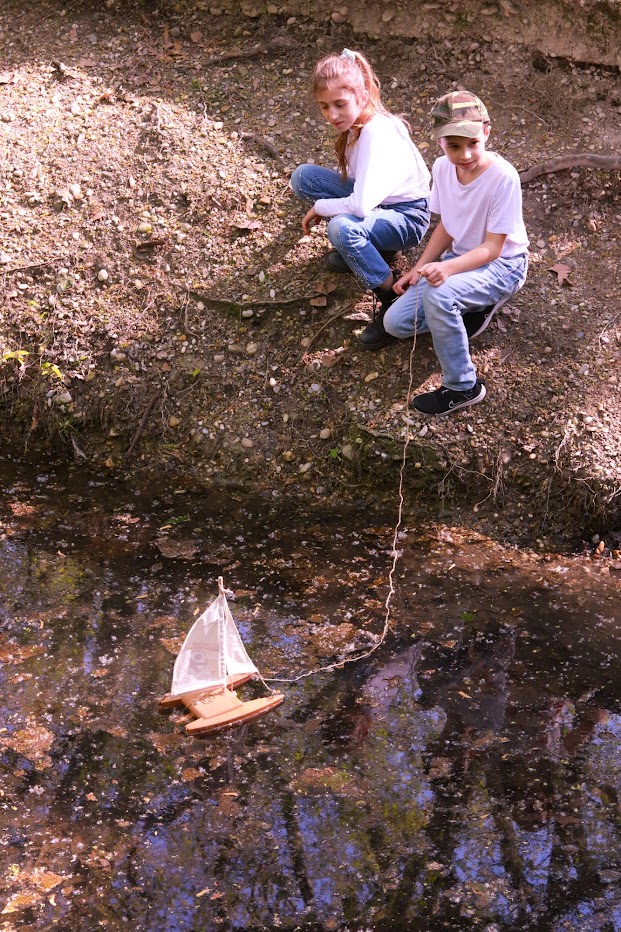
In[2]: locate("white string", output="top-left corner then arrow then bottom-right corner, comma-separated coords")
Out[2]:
266,279 -> 422,686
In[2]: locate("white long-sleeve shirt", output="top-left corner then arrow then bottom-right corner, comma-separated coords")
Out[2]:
313,112 -> 431,219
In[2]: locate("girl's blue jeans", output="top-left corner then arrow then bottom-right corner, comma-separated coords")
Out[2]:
290,164 -> 430,290
383,252 -> 529,391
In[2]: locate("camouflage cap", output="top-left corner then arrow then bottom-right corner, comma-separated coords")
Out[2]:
431,91 -> 490,139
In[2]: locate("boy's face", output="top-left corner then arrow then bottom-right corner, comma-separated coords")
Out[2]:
316,83 -> 368,133
439,126 -> 491,177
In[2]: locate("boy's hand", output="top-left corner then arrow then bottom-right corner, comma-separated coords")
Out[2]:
420,262 -> 449,287
302,206 -> 321,235
393,268 -> 423,295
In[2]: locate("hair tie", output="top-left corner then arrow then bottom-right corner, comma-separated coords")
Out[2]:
340,48 -> 356,61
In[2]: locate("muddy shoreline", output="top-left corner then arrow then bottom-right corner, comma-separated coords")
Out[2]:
0,0 -> 620,544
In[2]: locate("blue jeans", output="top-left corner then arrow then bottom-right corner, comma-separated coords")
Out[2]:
383,252 -> 528,391
290,164 -> 430,290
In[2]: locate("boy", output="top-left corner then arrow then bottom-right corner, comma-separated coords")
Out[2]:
368,90 -> 529,416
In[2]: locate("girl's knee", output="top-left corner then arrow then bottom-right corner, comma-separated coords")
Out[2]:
290,164 -> 307,197
327,214 -> 362,248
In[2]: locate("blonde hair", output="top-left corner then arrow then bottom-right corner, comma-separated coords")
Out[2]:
312,49 -> 390,178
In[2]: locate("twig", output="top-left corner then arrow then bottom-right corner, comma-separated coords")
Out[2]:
519,153 -> 621,184
2,260 -> 54,274
187,289 -> 315,308
241,132 -> 281,160
301,305 -> 357,357
124,391 -> 162,463
203,37 -> 294,68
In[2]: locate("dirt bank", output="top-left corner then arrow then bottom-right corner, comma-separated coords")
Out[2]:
0,0 -> 620,545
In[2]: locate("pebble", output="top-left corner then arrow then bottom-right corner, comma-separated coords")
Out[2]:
364,371 -> 379,384
536,239 -> 546,248
258,271 -> 266,283
319,428 -> 332,440
241,437 -> 253,448
97,269 -> 109,282
282,450 -> 294,462
168,416 -> 181,428
309,383 -> 321,394
242,309 -> 254,318
341,444 -> 355,461
137,222 -> 152,233
55,391 -> 72,405
246,342 -> 258,355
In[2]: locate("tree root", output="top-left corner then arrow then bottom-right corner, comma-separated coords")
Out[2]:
519,153 -> 621,184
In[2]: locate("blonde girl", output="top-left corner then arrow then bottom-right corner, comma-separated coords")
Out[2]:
291,48 -> 431,350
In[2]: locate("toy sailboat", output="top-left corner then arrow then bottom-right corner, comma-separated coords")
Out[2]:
159,577 -> 284,735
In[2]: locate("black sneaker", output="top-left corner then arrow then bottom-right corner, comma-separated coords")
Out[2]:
463,293 -> 513,339
411,379 -> 486,416
325,249 -> 400,275
358,288 -> 398,350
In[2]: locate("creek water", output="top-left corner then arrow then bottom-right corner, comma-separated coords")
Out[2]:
1,461 -> 621,932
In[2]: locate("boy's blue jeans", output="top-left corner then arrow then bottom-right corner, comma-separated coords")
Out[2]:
290,164 -> 430,290
383,252 -> 528,391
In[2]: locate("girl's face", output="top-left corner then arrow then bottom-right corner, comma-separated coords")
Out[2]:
316,83 -> 368,132
439,126 -> 492,179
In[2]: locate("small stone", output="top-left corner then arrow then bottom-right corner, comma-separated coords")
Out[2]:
258,271 -> 266,283
341,444 -> 355,461
168,416 -> 181,428
586,218 -> 597,232
319,428 -> 332,440
137,222 -> 152,233
105,457 -> 115,468
97,268 -> 109,281
241,437 -> 253,448
308,383 -> 321,394
56,391 -> 72,405
242,308 -> 253,318
364,371 -> 379,383
536,239 -> 546,248
246,342 -> 258,355
214,354 -> 225,363
282,450 -> 294,462
299,462 -> 312,473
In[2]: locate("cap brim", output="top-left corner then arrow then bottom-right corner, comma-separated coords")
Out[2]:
432,121 -> 484,139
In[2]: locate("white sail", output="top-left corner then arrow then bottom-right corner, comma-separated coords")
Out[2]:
171,579 -> 258,698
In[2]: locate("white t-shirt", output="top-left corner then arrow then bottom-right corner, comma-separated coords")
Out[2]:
314,112 -> 431,219
430,153 -> 529,257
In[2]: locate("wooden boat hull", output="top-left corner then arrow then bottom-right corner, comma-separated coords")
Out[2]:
185,689 -> 284,735
158,673 -> 254,710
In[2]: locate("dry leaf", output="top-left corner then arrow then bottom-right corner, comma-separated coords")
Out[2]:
547,263 -> 573,286
190,30 -> 203,42
309,295 -> 328,307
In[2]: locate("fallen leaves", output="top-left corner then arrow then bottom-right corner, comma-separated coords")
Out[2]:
309,275 -> 339,307
2,720 -> 55,770
547,262 -> 573,286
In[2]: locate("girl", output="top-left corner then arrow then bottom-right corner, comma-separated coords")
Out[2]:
290,48 -> 431,349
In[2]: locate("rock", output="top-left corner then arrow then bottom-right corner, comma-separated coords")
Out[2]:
299,461 -> 312,473
282,450 -> 294,462
341,444 -> 355,461
246,342 -> 258,355
319,428 -> 332,439
55,391 -> 72,405
168,416 -> 181,428
241,437 -> 253,448
97,269 -> 109,282
137,222 -> 152,234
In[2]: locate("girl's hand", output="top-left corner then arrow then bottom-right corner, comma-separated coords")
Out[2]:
420,262 -> 449,287
393,268 -> 423,295
302,206 -> 321,235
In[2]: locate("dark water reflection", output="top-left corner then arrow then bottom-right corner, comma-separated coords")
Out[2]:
1,462 -> 621,931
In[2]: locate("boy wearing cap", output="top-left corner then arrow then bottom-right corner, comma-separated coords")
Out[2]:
374,90 -> 528,415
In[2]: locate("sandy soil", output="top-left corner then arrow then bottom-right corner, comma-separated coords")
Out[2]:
0,0 -> 620,548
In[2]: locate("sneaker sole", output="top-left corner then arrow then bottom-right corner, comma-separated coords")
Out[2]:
467,293 -> 513,340
436,382 -> 486,415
